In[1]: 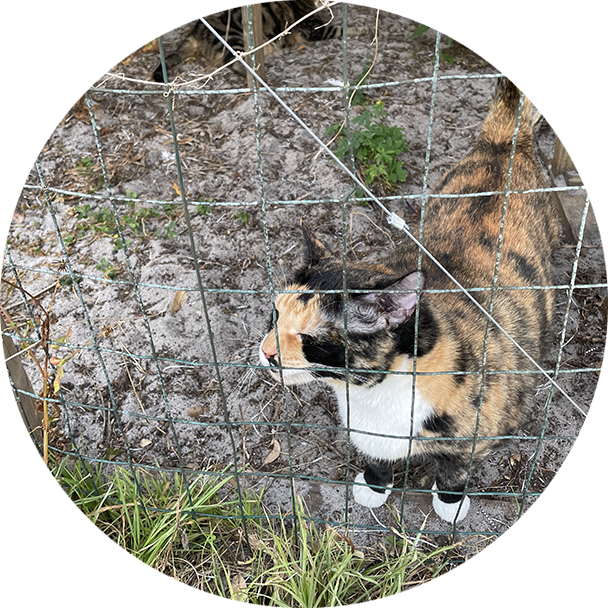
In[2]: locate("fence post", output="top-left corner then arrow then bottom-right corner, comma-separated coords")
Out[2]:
241,4 -> 266,89
552,137 -> 576,175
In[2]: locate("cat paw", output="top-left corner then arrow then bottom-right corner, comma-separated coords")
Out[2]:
432,484 -> 471,523
352,472 -> 392,508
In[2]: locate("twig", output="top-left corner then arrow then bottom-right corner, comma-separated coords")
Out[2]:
3,283 -> 57,312
121,355 -> 146,414
313,8 -> 381,160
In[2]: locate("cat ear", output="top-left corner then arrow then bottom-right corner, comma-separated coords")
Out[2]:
300,219 -> 331,267
354,271 -> 424,328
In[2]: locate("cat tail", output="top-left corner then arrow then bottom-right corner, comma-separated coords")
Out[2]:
479,77 -> 534,152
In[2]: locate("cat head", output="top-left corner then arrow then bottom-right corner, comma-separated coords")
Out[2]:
259,223 -> 426,387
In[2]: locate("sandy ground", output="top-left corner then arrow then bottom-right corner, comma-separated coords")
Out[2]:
3,3 -> 606,556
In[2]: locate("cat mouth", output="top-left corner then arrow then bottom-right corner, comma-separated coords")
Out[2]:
259,345 -> 314,385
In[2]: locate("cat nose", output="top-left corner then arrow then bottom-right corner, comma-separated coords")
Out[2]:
262,347 -> 279,367
262,339 -> 277,359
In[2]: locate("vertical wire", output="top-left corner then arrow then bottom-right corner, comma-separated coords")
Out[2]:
339,0 -> 354,528
399,29 -> 442,527
3,244 -> 99,489
449,91 -> 527,536
83,91 -> 197,511
34,158 -> 143,501
243,3 -> 300,528
155,39 -> 247,537
517,194 -> 592,516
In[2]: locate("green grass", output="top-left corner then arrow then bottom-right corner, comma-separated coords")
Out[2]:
52,458 -> 455,604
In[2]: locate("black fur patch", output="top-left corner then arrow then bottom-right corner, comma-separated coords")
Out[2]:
395,302 -> 438,357
454,343 -> 474,385
424,413 -> 455,435
479,233 -> 496,250
301,334 -> 345,372
267,307 -> 279,332
507,251 -> 541,283
475,139 -> 511,158
363,460 -> 394,493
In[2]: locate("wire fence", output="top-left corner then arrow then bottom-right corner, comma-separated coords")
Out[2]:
4,3 -> 608,560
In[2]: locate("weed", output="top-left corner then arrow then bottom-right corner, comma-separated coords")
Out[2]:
326,56 -> 408,195
327,100 -> 408,193
74,157 -> 104,192
196,197 -> 214,215
70,200 -> 181,248
95,257 -> 120,280
440,51 -> 455,65
163,220 -> 177,239
410,23 -> 433,38
232,210 -> 251,226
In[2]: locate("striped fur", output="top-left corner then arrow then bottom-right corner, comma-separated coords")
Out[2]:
259,78 -> 559,521
153,0 -> 341,82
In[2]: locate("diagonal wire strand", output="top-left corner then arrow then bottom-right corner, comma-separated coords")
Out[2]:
199,14 -> 586,417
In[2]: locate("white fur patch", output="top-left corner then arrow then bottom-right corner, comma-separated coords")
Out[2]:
259,344 -> 315,385
352,472 -> 392,508
431,483 -> 471,522
329,360 -> 434,462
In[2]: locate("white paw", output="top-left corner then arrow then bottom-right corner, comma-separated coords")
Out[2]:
352,472 -> 392,508
432,483 -> 471,523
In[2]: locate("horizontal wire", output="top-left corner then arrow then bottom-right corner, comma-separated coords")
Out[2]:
202,16 -> 591,416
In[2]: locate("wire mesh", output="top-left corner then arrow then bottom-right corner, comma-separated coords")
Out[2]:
2,1 -> 606,571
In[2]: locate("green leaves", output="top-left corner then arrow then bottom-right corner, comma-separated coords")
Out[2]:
328,100 -> 409,192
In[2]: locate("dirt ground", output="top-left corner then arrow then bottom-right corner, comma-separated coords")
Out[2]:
3,3 -> 606,557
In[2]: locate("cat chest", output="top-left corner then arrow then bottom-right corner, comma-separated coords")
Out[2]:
329,373 -> 435,461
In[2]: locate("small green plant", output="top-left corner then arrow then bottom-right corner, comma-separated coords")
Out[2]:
327,100 -> 408,192
95,257 -> 120,279
232,210 -> 251,226
74,204 -> 91,220
196,197 -> 214,215
440,51 -> 455,65
71,199 -> 181,248
410,23 -> 433,38
163,220 -> 177,239
75,157 -> 104,192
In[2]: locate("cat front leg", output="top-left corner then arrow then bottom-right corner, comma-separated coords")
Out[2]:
431,454 -> 471,523
352,460 -> 394,508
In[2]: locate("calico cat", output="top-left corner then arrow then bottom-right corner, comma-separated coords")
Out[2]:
259,78 -> 558,523
153,0 -> 341,82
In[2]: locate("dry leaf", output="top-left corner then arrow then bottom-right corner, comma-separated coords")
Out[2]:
171,290 -> 187,314
49,356 -> 62,366
187,405 -> 206,417
141,40 -> 159,53
509,454 -> 521,467
231,574 -> 248,602
264,438 -> 281,464
172,182 -> 182,197
140,438 -> 152,448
